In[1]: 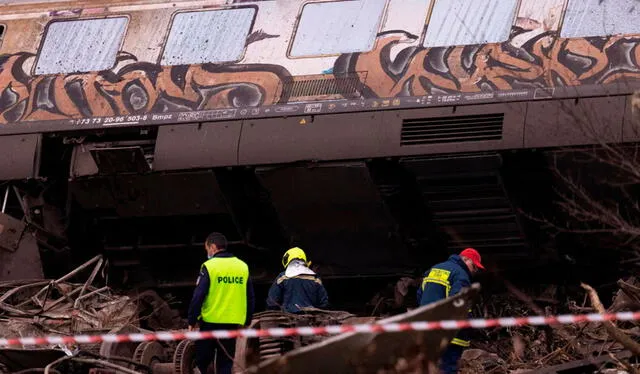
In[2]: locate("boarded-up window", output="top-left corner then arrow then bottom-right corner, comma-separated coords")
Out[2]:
423,0 -> 518,47
161,8 -> 256,66
561,0 -> 640,38
290,0 -> 386,57
35,17 -> 128,75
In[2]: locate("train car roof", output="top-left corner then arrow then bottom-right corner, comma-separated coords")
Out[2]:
0,0 -> 231,12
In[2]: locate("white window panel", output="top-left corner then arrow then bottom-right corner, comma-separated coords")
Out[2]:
424,0 -> 518,47
383,0 -> 432,37
561,0 -> 640,38
36,17 -> 128,75
161,8 -> 256,66
290,0 -> 387,57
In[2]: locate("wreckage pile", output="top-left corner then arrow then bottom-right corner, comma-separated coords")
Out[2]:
459,278 -> 640,374
244,308 -> 374,364
4,256 -> 639,373
0,255 -> 187,373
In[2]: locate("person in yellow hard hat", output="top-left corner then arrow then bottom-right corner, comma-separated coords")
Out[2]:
266,247 -> 329,313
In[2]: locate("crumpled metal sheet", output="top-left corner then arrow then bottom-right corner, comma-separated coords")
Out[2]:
253,283 -> 480,374
0,256 -> 140,347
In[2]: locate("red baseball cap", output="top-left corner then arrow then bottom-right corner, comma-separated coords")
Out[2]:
460,248 -> 485,270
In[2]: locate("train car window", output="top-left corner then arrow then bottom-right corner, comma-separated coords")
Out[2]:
161,8 -> 256,66
561,0 -> 640,38
423,0 -> 518,47
35,17 -> 128,75
383,0 -> 431,37
289,0 -> 386,57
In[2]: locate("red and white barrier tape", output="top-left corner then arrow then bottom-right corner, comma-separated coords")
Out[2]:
2,311 -> 640,347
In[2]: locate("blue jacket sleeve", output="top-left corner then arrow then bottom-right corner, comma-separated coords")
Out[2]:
315,282 -> 329,308
245,276 -> 255,326
448,270 -> 470,298
188,267 -> 209,326
419,278 -> 447,306
266,277 -> 283,310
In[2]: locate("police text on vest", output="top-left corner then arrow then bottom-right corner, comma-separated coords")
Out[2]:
217,276 -> 244,284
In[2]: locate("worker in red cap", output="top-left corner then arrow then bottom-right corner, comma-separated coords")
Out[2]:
417,248 -> 484,373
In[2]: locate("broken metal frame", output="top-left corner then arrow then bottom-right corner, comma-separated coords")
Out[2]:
253,283 -> 481,373
42,351 -> 147,374
1,186 -> 8,214
0,255 -> 107,318
0,184 -> 27,217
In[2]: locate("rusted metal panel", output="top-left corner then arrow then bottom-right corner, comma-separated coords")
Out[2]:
238,112 -> 390,165
70,145 -> 99,178
0,213 -> 26,252
154,121 -> 242,170
35,17 -> 127,75
525,97 -> 625,148
289,0 -> 386,57
0,134 -> 41,180
254,284 -> 481,373
161,7 -> 256,65
69,171 -> 233,217
0,221 -> 44,281
424,0 -> 519,47
561,0 -> 640,38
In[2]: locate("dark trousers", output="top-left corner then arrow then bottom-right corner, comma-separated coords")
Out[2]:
195,322 -> 240,374
440,344 -> 464,374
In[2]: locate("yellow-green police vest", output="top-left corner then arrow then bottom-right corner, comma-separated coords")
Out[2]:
200,256 -> 249,325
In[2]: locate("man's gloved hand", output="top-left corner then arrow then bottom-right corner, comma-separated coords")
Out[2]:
188,325 -> 199,332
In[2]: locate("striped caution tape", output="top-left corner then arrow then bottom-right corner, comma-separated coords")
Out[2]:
1,311 -> 640,347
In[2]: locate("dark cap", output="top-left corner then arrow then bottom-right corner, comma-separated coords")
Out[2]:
205,232 -> 227,250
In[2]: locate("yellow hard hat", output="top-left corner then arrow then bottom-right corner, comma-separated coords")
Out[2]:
282,247 -> 307,268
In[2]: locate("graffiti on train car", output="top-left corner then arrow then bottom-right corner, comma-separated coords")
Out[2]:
0,29 -> 640,124
333,29 -> 640,98
0,52 -> 291,123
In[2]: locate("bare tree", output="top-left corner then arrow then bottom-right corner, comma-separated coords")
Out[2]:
526,91 -> 640,260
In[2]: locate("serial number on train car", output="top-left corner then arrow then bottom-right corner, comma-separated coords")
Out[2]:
69,118 -> 103,126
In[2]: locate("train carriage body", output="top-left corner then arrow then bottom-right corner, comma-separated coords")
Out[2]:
0,0 -> 637,287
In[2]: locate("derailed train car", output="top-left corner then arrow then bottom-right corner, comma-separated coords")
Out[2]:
0,0 -> 637,291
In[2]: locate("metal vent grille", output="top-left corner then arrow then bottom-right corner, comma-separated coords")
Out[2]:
401,113 -> 504,146
283,74 -> 364,100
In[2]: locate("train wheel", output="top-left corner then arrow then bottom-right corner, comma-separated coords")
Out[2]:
133,341 -> 166,367
173,340 -> 197,374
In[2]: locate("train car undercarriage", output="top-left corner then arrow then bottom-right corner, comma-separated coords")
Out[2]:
0,122 -> 623,300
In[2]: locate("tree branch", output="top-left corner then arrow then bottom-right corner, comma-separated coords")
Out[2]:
581,283 -> 640,356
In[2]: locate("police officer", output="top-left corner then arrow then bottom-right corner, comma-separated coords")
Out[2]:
266,247 -> 329,313
417,248 -> 484,374
188,232 -> 255,374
